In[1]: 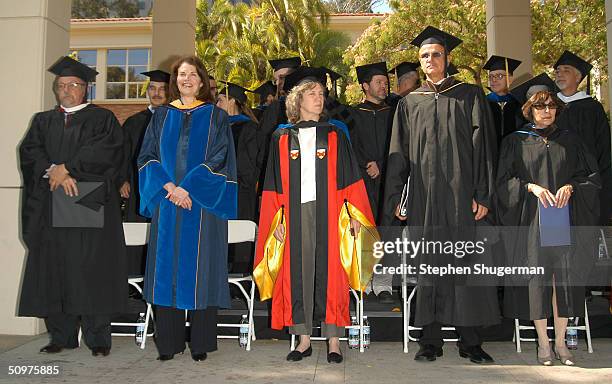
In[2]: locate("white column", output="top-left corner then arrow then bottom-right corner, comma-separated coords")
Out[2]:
0,0 -> 71,335
486,0 -> 533,80
151,0 -> 196,72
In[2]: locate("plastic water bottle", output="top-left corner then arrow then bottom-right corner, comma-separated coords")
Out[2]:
135,312 -> 145,347
598,235 -> 607,259
348,316 -> 359,349
566,320 -> 578,350
239,314 -> 249,349
363,316 -> 370,349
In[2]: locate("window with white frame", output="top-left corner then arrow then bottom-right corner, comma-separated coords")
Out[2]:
72,50 -> 98,99
106,48 -> 150,99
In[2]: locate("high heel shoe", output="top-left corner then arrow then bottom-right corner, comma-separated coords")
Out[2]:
554,344 -> 575,366
537,344 -> 553,366
327,342 -> 343,364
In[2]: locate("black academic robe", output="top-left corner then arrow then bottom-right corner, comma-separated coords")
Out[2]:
555,96 -> 612,225
348,100 -> 392,223
231,116 -> 261,221
487,96 -> 523,148
120,108 -> 153,222
383,77 -> 500,327
19,104 -> 128,316
496,126 -> 601,320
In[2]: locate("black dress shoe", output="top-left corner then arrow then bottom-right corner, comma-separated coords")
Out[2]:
378,291 -> 395,304
286,346 -> 312,361
191,352 -> 207,362
39,344 -> 63,354
458,345 -> 494,364
91,346 -> 111,357
157,354 -> 174,361
414,344 -> 443,362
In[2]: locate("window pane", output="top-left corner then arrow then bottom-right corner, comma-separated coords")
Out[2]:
128,49 -> 149,66
129,66 -> 147,82
107,49 -> 126,66
128,84 -> 139,99
106,83 -> 126,99
88,83 -> 96,99
75,50 -> 97,66
107,66 -> 126,82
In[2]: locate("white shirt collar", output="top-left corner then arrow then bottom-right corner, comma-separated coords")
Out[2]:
557,91 -> 591,103
60,103 -> 90,113
148,105 -> 155,113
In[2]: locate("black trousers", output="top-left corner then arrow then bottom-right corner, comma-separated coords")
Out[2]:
154,305 -> 218,356
44,313 -> 111,350
419,322 -> 481,349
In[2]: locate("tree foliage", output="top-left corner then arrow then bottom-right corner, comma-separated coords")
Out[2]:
343,0 -> 607,102
324,0 -> 386,13
71,0 -> 141,18
196,0 -> 351,100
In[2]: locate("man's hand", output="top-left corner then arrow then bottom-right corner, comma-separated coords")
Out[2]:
273,223 -> 285,242
61,177 -> 79,197
528,183 -> 557,208
554,184 -> 573,208
366,161 -> 380,179
472,199 -> 488,221
119,182 -> 130,199
49,164 -> 69,191
350,218 -> 361,238
395,203 -> 407,221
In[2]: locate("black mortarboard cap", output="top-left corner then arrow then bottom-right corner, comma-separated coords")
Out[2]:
253,80 -> 275,98
283,66 -> 327,92
141,69 -> 170,83
322,67 -> 343,82
219,81 -> 251,104
389,62 -> 420,79
355,62 -> 388,84
509,73 -> 559,105
48,56 -> 98,82
410,26 -> 462,52
483,55 -> 522,75
553,50 -> 592,81
268,57 -> 301,71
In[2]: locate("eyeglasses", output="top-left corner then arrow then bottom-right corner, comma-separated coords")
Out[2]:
54,82 -> 86,91
532,103 -> 559,110
420,52 -> 444,59
488,74 -> 507,81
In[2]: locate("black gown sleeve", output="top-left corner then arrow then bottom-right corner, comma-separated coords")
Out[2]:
471,88 -> 498,210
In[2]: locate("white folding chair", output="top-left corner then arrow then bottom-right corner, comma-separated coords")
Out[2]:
289,288 -> 365,353
110,223 -> 154,349
215,220 -> 258,351
513,299 -> 593,353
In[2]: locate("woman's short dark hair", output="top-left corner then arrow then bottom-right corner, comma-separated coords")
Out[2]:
169,55 -> 212,103
521,90 -> 565,122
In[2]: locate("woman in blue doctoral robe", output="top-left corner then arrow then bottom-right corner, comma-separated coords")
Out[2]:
137,56 -> 237,361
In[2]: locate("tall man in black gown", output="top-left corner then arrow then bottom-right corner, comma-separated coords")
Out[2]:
383,27 -> 499,364
553,51 -> 612,225
119,69 -> 169,275
18,56 -> 127,356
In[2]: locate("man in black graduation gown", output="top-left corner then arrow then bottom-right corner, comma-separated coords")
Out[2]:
349,62 -> 394,302
119,69 -> 169,275
252,80 -> 275,121
553,50 -> 612,225
18,56 -> 127,356
383,27 -> 499,364
258,57 -> 301,136
483,55 -> 524,148
350,62 -> 392,223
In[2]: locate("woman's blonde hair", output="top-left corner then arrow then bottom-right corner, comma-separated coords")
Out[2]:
285,81 -> 324,124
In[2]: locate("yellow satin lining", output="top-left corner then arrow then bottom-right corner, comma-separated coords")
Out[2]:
339,202 -> 381,291
253,207 -> 285,300
169,99 -> 205,110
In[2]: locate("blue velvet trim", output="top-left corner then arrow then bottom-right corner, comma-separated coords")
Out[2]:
138,161 -> 172,217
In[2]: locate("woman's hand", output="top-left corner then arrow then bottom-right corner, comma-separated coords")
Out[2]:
273,223 -> 285,242
555,184 -> 573,208
164,182 -> 177,195
528,183 -> 557,208
168,187 -> 191,210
